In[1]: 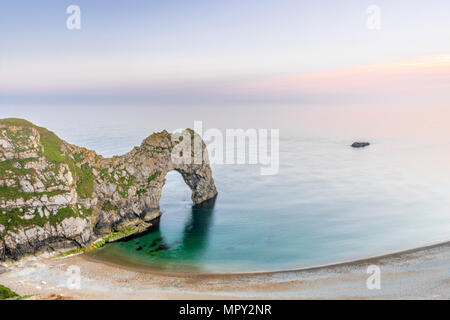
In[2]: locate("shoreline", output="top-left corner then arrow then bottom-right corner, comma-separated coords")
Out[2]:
0,240 -> 449,299
84,239 -> 450,277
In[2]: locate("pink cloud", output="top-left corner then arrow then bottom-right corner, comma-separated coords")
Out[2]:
233,55 -> 450,96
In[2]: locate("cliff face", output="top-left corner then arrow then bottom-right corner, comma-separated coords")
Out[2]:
0,118 -> 217,261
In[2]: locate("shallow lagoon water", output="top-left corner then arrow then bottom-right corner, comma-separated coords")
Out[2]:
3,104 -> 450,273
91,136 -> 450,273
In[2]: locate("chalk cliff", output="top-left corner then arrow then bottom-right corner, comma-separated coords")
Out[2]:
0,118 -> 217,261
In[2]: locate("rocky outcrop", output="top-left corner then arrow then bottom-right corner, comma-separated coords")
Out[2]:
0,118 -> 217,261
351,142 -> 370,148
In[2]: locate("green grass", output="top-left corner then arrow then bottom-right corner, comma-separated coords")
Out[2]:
1,208 -> 36,231
60,239 -> 106,257
75,164 -> 94,198
0,158 -> 36,177
59,224 -> 148,257
0,118 -> 64,163
1,118 -> 94,199
0,205 -> 88,232
118,175 -> 136,197
98,167 -> 136,198
103,225 -> 148,242
73,153 -> 83,162
135,170 -> 162,197
3,129 -> 33,154
38,127 -> 64,163
0,185 -> 67,202
65,154 -> 94,199
0,284 -> 19,300
136,188 -> 147,196
49,206 -> 83,226
0,118 -> 34,128
81,207 -> 93,216
0,119 -> 94,232
147,170 -> 161,184
101,201 -> 118,212
152,146 -> 166,153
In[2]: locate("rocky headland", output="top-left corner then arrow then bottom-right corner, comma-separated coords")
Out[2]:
0,118 -> 217,261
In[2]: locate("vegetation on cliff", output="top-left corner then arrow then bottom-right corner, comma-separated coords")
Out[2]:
0,118 -> 217,261
0,284 -> 18,300
59,223 -> 149,257
0,118 -> 94,200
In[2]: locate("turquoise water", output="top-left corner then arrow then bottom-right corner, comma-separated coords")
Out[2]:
2,105 -> 450,273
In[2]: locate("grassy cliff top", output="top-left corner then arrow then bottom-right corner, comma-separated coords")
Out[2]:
0,118 -> 94,198
0,118 -> 65,163
0,118 -> 35,127
0,284 -> 19,300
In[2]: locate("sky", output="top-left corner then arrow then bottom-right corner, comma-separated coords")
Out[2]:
1,0 -> 450,105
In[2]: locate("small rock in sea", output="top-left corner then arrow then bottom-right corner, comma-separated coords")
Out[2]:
351,142 -> 370,148
136,246 -> 143,251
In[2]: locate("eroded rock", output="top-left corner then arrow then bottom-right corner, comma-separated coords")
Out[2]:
0,118 -> 217,261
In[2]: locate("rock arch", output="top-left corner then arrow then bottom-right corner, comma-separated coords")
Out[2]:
90,129 -> 218,235
0,119 -> 217,260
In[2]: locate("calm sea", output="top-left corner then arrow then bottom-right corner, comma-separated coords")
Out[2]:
2,104 -> 449,273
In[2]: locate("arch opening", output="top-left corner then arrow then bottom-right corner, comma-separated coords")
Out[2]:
135,170 -> 217,263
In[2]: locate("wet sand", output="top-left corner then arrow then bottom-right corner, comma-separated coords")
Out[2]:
0,241 -> 449,300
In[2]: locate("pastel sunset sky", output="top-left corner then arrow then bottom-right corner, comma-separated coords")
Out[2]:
1,0 -> 449,105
